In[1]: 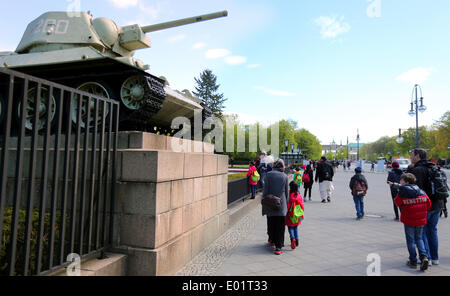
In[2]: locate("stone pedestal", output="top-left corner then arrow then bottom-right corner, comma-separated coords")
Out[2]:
113,132 -> 228,275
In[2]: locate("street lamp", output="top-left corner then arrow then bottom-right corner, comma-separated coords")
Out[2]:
397,128 -> 404,144
356,129 -> 360,161
408,84 -> 426,148
284,139 -> 289,153
291,143 -> 295,153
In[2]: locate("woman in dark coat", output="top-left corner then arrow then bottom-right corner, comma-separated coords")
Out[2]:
303,164 -> 314,201
387,161 -> 402,220
262,159 -> 289,255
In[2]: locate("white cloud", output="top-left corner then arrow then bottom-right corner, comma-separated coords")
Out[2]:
396,67 -> 434,84
205,48 -> 231,59
108,0 -> 139,9
247,64 -> 261,69
224,56 -> 247,65
224,112 -> 279,126
253,86 -> 296,97
168,34 -> 186,43
192,42 -> 206,50
110,0 -> 161,19
314,16 -> 351,39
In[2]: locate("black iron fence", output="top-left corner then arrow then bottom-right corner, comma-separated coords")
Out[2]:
0,68 -> 119,276
227,177 -> 262,205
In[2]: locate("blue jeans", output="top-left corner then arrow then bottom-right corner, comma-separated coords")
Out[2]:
404,225 -> 427,262
250,185 -> 256,198
423,210 -> 440,261
353,196 -> 365,218
288,226 -> 299,241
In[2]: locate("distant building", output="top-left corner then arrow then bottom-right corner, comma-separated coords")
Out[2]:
348,143 -> 365,161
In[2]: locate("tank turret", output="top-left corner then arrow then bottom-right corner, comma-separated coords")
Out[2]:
0,11 -> 228,132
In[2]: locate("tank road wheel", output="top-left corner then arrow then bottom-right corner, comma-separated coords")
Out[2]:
17,87 -> 57,132
120,75 -> 147,110
120,75 -> 166,131
73,82 -> 111,129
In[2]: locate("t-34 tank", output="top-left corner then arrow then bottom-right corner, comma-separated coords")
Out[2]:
0,10 -> 227,131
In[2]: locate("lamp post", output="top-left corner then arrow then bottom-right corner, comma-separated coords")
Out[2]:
291,143 -> 295,153
284,139 -> 289,153
408,84 -> 426,148
346,136 -> 349,160
356,129 -> 360,161
397,128 -> 404,144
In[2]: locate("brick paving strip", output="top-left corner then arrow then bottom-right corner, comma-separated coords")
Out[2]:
175,198 -> 262,276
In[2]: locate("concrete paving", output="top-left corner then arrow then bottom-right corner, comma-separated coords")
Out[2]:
179,166 -> 450,276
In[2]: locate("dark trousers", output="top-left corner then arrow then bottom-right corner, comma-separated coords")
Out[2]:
250,184 -> 257,198
267,216 -> 286,249
391,194 -> 400,219
304,184 -> 312,198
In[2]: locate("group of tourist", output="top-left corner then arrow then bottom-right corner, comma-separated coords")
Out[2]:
246,154 -> 337,255
245,148 -> 448,271
348,148 -> 448,271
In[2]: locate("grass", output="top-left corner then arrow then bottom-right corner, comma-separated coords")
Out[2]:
228,173 -> 247,181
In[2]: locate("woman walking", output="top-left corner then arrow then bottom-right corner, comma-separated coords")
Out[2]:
262,159 -> 289,255
387,161 -> 402,220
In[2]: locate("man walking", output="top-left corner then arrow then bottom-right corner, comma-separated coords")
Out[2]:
315,156 -> 334,203
409,148 -> 444,266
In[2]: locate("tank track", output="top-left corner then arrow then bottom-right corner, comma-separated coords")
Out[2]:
127,75 -> 166,131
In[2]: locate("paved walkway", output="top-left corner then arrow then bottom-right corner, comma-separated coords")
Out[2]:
177,167 -> 450,276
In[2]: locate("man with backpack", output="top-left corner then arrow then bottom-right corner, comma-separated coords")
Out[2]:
409,148 -> 449,266
315,156 -> 334,203
349,167 -> 368,220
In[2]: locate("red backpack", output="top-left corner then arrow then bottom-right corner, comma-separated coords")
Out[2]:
302,172 -> 310,183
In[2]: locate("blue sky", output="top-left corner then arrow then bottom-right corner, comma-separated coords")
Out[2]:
1,0 -> 449,145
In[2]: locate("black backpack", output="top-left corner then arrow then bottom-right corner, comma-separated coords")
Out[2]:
426,162 -> 449,201
323,163 -> 332,180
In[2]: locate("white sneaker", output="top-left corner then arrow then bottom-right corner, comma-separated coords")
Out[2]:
432,260 -> 439,265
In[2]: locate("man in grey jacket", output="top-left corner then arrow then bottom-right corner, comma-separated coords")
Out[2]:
262,159 -> 290,255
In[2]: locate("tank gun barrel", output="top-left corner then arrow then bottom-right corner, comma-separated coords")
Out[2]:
141,11 -> 228,33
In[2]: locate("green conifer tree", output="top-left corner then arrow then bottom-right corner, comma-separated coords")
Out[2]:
193,69 -> 227,118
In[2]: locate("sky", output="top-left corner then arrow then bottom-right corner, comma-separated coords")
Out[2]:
0,0 -> 449,145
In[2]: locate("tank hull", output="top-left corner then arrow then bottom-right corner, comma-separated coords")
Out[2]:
1,54 -> 202,131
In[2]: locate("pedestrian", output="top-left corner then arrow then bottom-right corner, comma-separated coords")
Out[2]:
349,167 -> 368,220
262,159 -> 289,255
303,164 -> 314,201
393,173 -> 431,271
343,160 -> 347,171
293,167 -> 303,192
371,162 -> 375,172
247,161 -> 259,200
387,161 -> 402,220
441,199 -> 448,218
315,156 -> 334,203
410,148 -> 445,266
286,181 -> 305,250
347,160 -> 351,170
258,152 -> 268,187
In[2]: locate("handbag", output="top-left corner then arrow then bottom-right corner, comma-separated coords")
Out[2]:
261,194 -> 282,211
